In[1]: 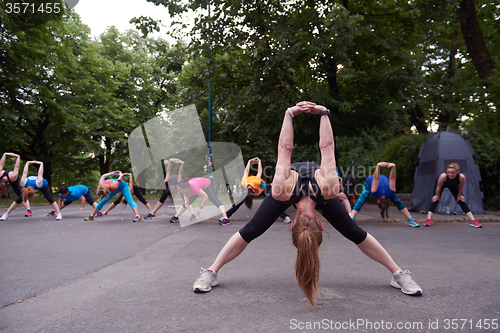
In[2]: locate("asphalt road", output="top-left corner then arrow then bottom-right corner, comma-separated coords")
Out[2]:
0,200 -> 499,333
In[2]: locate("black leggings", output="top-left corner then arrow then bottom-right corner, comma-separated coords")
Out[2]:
114,185 -> 148,206
428,186 -> 470,213
239,195 -> 367,244
63,191 -> 95,207
9,178 -> 22,197
182,184 -> 223,209
226,191 -> 289,220
159,182 -> 173,204
15,186 -> 55,204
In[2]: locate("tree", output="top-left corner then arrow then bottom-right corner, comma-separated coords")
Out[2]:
0,8 -> 186,188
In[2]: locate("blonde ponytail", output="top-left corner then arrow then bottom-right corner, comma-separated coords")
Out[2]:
292,216 -> 323,307
22,186 -> 35,202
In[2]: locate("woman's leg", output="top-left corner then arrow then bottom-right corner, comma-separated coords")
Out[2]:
318,199 -> 421,295
40,187 -> 61,215
3,201 -> 19,216
225,198 -> 245,218
82,191 -> 98,209
151,201 -> 163,214
318,198 -> 397,271
204,185 -> 228,218
193,195 -> 289,292
351,182 -> 371,219
133,185 -> 149,206
10,179 -> 31,212
133,187 -> 152,211
389,195 -> 415,222
356,233 -> 400,273
104,202 -> 117,214
208,232 -> 249,272
2,193 -> 24,217
176,195 -> 198,216
119,183 -> 138,210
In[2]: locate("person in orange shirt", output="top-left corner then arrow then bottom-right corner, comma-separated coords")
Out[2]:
224,157 -> 291,223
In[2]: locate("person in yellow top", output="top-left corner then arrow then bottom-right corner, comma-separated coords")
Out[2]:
223,157 -> 291,223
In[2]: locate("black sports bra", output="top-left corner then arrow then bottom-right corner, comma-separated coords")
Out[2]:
0,170 -> 12,185
283,162 -> 326,205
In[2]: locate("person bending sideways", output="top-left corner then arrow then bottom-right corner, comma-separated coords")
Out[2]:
0,152 -> 32,217
173,176 -> 230,226
223,157 -> 291,224
144,158 -> 183,220
424,162 -> 481,228
83,171 -> 141,222
350,162 -> 419,227
97,173 -> 153,217
1,161 -> 61,220
192,101 -> 422,307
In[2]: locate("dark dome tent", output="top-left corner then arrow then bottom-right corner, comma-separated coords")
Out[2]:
410,130 -> 484,215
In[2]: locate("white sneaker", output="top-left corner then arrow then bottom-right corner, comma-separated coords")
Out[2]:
0,213 -> 8,221
55,213 -> 62,220
193,268 -> 218,293
283,216 -> 291,223
390,270 -> 423,296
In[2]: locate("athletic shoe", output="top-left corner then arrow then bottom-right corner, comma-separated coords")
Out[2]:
219,217 -> 230,226
25,210 -> 33,217
390,270 -> 423,296
96,212 -> 103,217
55,213 -> 62,220
47,210 -> 55,216
133,216 -> 141,223
424,219 -> 431,227
144,213 -> 156,220
170,215 -> 179,223
190,214 -> 197,220
193,268 -> 219,293
408,218 -> 419,228
0,213 -> 8,221
470,220 -> 482,228
84,215 -> 94,221
283,216 -> 291,223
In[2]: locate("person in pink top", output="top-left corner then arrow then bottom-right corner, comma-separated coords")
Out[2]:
171,176 -> 230,226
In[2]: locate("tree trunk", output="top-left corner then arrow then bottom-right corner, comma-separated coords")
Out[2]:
409,102 -> 428,134
456,0 -> 495,87
98,137 -> 112,175
321,56 -> 340,115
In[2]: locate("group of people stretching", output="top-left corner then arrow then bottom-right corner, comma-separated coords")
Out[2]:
350,161 -> 481,228
0,154 -> 285,225
0,100 -> 482,307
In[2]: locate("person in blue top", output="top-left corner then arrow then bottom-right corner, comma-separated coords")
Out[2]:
46,185 -> 97,216
350,162 -> 419,227
0,161 -> 62,220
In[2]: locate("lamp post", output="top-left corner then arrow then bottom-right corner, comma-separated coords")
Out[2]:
207,1 -> 214,179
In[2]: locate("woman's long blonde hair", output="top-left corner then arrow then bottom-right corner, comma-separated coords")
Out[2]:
292,215 -> 323,307
22,186 -> 35,202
